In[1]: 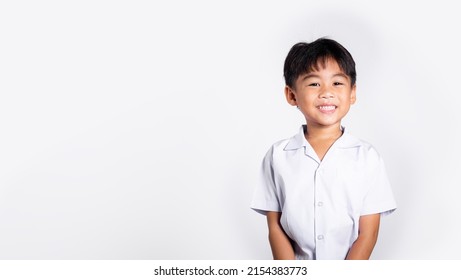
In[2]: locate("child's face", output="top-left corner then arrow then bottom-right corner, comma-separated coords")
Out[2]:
285,58 -> 356,130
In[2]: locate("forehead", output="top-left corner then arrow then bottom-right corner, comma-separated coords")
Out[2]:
309,57 -> 343,73
297,58 -> 348,80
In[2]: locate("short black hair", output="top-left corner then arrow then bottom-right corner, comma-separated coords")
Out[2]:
283,38 -> 356,89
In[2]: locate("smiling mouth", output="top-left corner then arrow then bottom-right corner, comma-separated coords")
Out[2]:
317,105 -> 337,113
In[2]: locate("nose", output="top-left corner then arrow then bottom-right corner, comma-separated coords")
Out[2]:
319,87 -> 334,99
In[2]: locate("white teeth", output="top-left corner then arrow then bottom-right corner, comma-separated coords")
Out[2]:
319,105 -> 335,110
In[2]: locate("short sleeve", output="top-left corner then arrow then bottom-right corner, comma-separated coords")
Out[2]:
250,147 -> 282,215
361,154 -> 397,217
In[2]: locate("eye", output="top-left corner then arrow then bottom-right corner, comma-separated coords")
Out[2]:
308,83 -> 320,87
333,82 -> 344,86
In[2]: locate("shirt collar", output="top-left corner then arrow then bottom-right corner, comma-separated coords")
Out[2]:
284,125 -> 362,151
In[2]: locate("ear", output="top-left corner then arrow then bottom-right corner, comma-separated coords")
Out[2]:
284,86 -> 298,106
350,84 -> 357,105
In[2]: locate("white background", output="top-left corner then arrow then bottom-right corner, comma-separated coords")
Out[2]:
0,0 -> 460,259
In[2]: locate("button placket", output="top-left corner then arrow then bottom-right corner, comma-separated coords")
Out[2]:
314,166 -> 325,247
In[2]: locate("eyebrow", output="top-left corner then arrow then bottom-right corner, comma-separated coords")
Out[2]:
301,73 -> 349,80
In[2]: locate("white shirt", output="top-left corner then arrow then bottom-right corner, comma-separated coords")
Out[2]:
251,125 -> 396,260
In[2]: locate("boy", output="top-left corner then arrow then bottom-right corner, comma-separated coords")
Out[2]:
250,38 -> 396,260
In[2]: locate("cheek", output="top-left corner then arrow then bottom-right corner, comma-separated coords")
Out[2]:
298,92 -> 317,102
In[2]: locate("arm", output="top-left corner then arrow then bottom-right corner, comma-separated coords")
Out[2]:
266,211 -> 295,260
345,213 -> 380,260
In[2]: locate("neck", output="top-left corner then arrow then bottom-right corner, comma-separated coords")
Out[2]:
305,123 -> 343,141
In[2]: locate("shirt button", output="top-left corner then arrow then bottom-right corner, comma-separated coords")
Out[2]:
317,235 -> 324,240
317,202 -> 323,207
